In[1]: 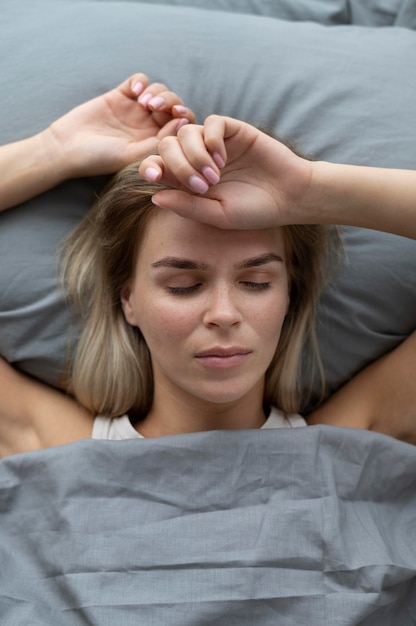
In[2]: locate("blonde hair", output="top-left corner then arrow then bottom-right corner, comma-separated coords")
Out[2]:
63,161 -> 333,418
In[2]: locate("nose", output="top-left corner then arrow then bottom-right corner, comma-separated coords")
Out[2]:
203,283 -> 243,329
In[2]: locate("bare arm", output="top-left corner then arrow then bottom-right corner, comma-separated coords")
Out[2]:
306,161 -> 416,240
307,332 -> 416,444
0,73 -> 194,212
0,357 -> 93,458
139,115 -> 416,239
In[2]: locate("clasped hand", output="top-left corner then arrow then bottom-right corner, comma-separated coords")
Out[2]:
139,115 -> 313,230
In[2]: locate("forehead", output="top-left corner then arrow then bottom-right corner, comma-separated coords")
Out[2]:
138,208 -> 286,263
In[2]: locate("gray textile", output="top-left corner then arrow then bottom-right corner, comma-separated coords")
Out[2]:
0,1 -> 416,407
1,426 -> 415,624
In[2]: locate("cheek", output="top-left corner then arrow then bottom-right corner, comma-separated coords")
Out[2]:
255,292 -> 290,344
136,299 -> 198,347
262,287 -> 289,321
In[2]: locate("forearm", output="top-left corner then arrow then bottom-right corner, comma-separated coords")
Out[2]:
303,161 -> 416,239
142,116 -> 416,237
0,129 -> 69,212
0,72 -> 196,213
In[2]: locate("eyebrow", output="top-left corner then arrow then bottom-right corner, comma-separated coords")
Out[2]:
151,257 -> 210,270
238,253 -> 284,269
151,253 -> 283,271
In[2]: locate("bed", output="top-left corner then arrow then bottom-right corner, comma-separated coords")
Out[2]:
0,1 -> 416,623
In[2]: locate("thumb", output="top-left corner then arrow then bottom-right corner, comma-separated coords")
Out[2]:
126,136 -> 159,163
151,190 -> 232,229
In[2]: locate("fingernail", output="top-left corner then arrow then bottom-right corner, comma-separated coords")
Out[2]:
173,105 -> 188,116
151,195 -> 162,207
144,167 -> 160,182
149,96 -> 165,110
139,92 -> 153,106
213,152 -> 226,169
175,118 -> 189,131
202,166 -> 220,185
189,175 -> 209,194
131,81 -> 144,96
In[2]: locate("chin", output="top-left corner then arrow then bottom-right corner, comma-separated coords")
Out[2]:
191,382 -> 261,408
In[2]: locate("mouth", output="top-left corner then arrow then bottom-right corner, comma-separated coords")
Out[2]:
195,347 -> 252,369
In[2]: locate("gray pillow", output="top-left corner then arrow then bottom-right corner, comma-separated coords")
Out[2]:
1,0 -> 415,405
73,0 -> 416,28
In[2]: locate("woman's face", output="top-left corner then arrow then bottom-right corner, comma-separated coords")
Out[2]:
121,209 -> 290,412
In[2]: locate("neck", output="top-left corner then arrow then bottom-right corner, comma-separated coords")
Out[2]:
135,384 -> 267,438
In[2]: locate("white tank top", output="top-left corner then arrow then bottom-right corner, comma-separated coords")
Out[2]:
92,407 -> 306,440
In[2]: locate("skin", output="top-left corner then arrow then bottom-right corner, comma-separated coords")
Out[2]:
139,115 -> 416,443
0,211 -> 290,454
121,209 -> 290,437
307,330 -> 416,444
1,104 -> 415,455
140,115 -> 416,239
0,73 -> 195,213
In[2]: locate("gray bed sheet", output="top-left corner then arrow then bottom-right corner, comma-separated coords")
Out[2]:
1,425 -> 415,625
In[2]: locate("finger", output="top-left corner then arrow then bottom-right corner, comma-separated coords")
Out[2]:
139,88 -> 196,126
136,85 -> 185,128
202,114 -> 229,169
151,106 -> 194,132
146,91 -> 195,122
123,136 -> 160,165
148,89 -> 184,112
158,132 -> 218,194
157,117 -> 190,139
117,73 -> 150,99
172,104 -> 196,124
204,115 -> 261,169
139,154 -> 191,190
172,124 -> 222,185
137,82 -> 172,108
139,155 -> 164,183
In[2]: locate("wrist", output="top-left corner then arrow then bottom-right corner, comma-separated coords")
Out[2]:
0,132 -> 74,212
38,126 -> 76,183
296,160 -> 367,226
295,160 -> 338,225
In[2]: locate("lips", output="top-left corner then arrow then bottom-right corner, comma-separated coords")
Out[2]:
195,347 -> 252,369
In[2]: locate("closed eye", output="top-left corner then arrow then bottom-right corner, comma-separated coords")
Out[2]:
168,284 -> 202,295
168,281 -> 271,294
241,281 -> 271,291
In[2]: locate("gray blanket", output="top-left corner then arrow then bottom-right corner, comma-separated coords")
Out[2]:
1,425 -> 415,625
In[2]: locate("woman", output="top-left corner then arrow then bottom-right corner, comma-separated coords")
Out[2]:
0,162 -> 331,452
61,115 -> 416,444
140,114 -> 416,443
1,84 -> 415,457
61,162 -> 330,438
